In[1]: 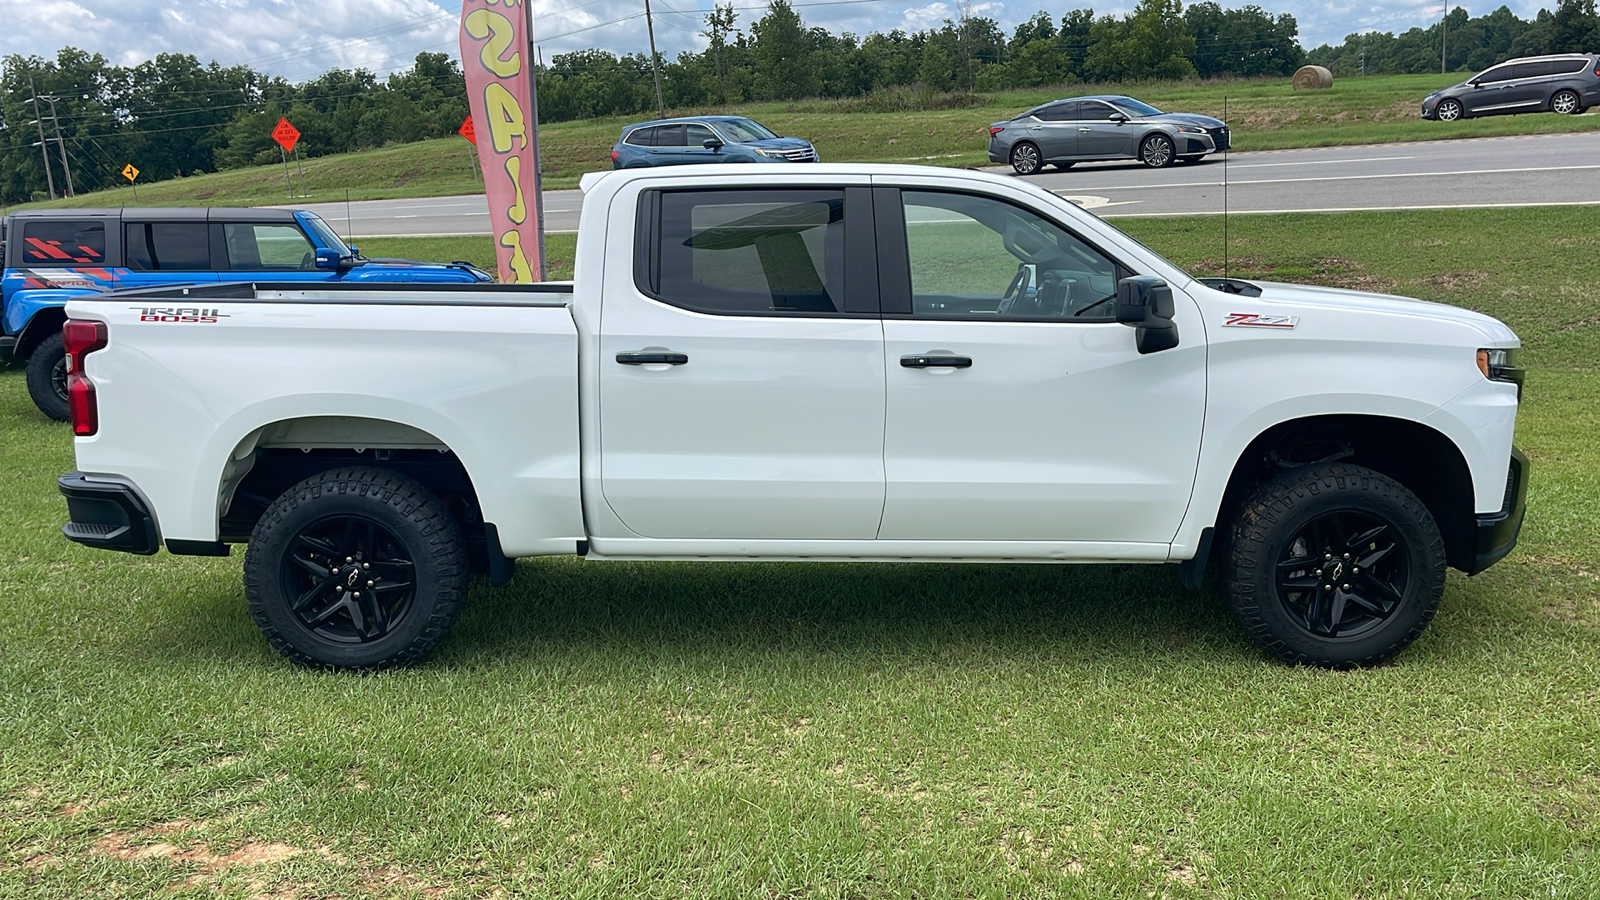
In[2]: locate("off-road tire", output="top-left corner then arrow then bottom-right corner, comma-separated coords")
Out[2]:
1224,463 -> 1447,668
244,467 -> 470,670
25,332 -> 70,422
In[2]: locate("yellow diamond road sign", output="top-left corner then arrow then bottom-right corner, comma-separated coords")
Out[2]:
122,164 -> 139,182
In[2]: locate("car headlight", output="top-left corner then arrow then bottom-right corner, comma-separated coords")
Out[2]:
1174,124 -> 1205,134
753,148 -> 786,158
1477,348 -> 1525,396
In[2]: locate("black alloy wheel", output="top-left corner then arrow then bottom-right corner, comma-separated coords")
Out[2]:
1010,142 -> 1042,175
1273,509 -> 1409,640
1224,464 -> 1446,667
24,332 -> 71,422
1436,99 -> 1464,122
245,467 -> 470,669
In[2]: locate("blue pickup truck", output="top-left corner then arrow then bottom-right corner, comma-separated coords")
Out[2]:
1,207 -> 490,420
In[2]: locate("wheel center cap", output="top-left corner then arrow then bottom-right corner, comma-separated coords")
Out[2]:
1324,561 -> 1346,583
343,566 -> 362,588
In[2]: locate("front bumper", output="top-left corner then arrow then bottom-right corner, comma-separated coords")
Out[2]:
1468,446 -> 1528,575
59,471 -> 160,556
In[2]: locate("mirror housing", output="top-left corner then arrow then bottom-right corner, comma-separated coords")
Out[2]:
1110,112 -> 1129,123
314,248 -> 342,271
702,137 -> 723,150
1116,275 -> 1180,354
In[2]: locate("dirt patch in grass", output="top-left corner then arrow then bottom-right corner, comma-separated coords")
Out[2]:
1423,270 -> 1492,293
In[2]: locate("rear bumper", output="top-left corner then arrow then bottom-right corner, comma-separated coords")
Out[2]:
1467,446 -> 1528,575
59,471 -> 160,556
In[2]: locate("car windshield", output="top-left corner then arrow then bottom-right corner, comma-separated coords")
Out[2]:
714,119 -> 779,142
1110,97 -> 1165,117
300,213 -> 351,255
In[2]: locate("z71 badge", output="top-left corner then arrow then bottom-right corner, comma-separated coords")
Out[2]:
1223,312 -> 1299,329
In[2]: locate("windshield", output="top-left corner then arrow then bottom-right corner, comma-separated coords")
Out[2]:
714,118 -> 779,143
1110,97 -> 1165,117
300,213 -> 351,255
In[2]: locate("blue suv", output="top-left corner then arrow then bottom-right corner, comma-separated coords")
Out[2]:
611,116 -> 818,168
1,207 -> 490,421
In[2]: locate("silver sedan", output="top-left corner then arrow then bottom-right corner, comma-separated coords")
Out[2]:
988,95 -> 1230,174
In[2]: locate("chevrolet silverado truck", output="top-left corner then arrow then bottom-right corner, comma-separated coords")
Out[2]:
56,164 -> 1527,670
1,207 -> 489,421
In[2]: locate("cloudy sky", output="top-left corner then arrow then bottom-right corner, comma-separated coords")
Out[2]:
0,0 -> 1554,83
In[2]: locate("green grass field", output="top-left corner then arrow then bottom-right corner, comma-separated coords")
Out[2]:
10,73 -> 1600,212
2,208 -> 1598,898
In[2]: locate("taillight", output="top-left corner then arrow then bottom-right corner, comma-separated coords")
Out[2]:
989,126 -> 1005,136
64,319 -> 107,436
611,150 -> 620,162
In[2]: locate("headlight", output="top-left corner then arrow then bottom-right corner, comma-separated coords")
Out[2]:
1477,348 -> 1525,396
753,148 -> 785,158
1174,124 -> 1206,134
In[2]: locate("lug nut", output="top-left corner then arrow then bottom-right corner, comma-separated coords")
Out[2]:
336,586 -> 344,592
345,557 -> 353,563
1342,584 -> 1350,590
362,563 -> 370,570
367,580 -> 375,587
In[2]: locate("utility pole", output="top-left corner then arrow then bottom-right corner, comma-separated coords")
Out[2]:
1441,1 -> 1448,74
42,95 -> 75,198
27,74 -> 57,201
643,0 -> 666,119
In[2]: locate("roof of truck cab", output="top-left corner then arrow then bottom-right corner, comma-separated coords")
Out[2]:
6,208 -> 303,222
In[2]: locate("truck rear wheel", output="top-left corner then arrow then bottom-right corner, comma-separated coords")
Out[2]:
1223,463 -> 1446,667
25,332 -> 70,422
243,467 -> 470,669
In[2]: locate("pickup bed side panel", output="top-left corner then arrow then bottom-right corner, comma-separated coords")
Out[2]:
68,297 -> 583,555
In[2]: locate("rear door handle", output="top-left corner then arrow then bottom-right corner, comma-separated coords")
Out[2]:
617,351 -> 688,365
900,354 -> 972,369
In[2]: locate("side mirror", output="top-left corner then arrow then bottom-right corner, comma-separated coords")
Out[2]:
1116,275 -> 1180,354
346,245 -> 360,258
702,138 -> 723,150
1110,112 -> 1128,123
314,248 -> 341,270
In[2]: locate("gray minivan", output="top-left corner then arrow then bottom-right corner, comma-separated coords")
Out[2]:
1422,54 -> 1600,121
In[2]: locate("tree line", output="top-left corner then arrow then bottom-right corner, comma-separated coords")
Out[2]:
2,0 -> 1597,205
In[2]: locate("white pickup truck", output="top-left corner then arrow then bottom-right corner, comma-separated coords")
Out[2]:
58,164 -> 1527,670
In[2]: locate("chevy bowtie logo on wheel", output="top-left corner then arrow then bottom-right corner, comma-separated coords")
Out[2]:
131,306 -> 230,323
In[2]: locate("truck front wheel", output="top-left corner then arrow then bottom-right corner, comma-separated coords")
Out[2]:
1223,464 -> 1446,667
25,332 -> 70,422
243,467 -> 470,669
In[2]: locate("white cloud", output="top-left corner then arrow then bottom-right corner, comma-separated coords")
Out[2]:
0,0 -> 1558,81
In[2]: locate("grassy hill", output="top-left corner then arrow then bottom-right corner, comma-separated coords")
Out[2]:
9,73 -> 1599,211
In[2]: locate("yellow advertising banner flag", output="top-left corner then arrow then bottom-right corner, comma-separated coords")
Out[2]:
460,0 -> 544,283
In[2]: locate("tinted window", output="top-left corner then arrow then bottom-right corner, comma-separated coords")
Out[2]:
625,126 -> 656,147
647,189 -> 845,315
900,190 -> 1120,321
223,223 -> 316,270
1512,61 -> 1555,79
1033,103 -> 1077,122
19,220 -> 106,264
124,222 -> 210,270
654,124 -> 686,147
1078,101 -> 1118,120
1476,65 -> 1513,84
686,123 -> 717,146
1555,58 -> 1591,75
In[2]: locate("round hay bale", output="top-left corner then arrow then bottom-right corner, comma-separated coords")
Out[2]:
1292,65 -> 1333,90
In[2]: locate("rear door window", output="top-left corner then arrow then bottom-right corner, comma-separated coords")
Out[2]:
124,222 -> 210,270
1512,61 -> 1555,79
1034,103 -> 1078,122
19,220 -> 106,265
641,189 -> 847,315
653,124 -> 686,147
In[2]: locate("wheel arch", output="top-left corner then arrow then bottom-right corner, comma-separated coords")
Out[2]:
1210,414 -> 1477,572
14,303 -> 68,360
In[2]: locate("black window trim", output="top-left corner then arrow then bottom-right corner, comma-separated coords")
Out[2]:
632,186 -> 880,319
875,185 -> 1134,324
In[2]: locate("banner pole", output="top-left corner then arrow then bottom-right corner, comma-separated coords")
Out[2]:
281,146 -> 292,199
525,2 -> 546,281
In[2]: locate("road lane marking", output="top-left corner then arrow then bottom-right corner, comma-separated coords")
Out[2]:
1227,156 -> 1414,169
1097,199 -> 1600,217
1068,162 -> 1600,191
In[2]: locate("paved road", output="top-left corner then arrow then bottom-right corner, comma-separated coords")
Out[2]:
291,131 -> 1600,237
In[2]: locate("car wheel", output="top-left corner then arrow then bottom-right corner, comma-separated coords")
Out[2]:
1551,90 -> 1581,115
244,466 -> 470,670
24,331 -> 70,422
1436,99 -> 1464,122
1140,134 -> 1175,168
1051,161 -> 1076,171
1010,142 -> 1042,175
1223,463 -> 1446,668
